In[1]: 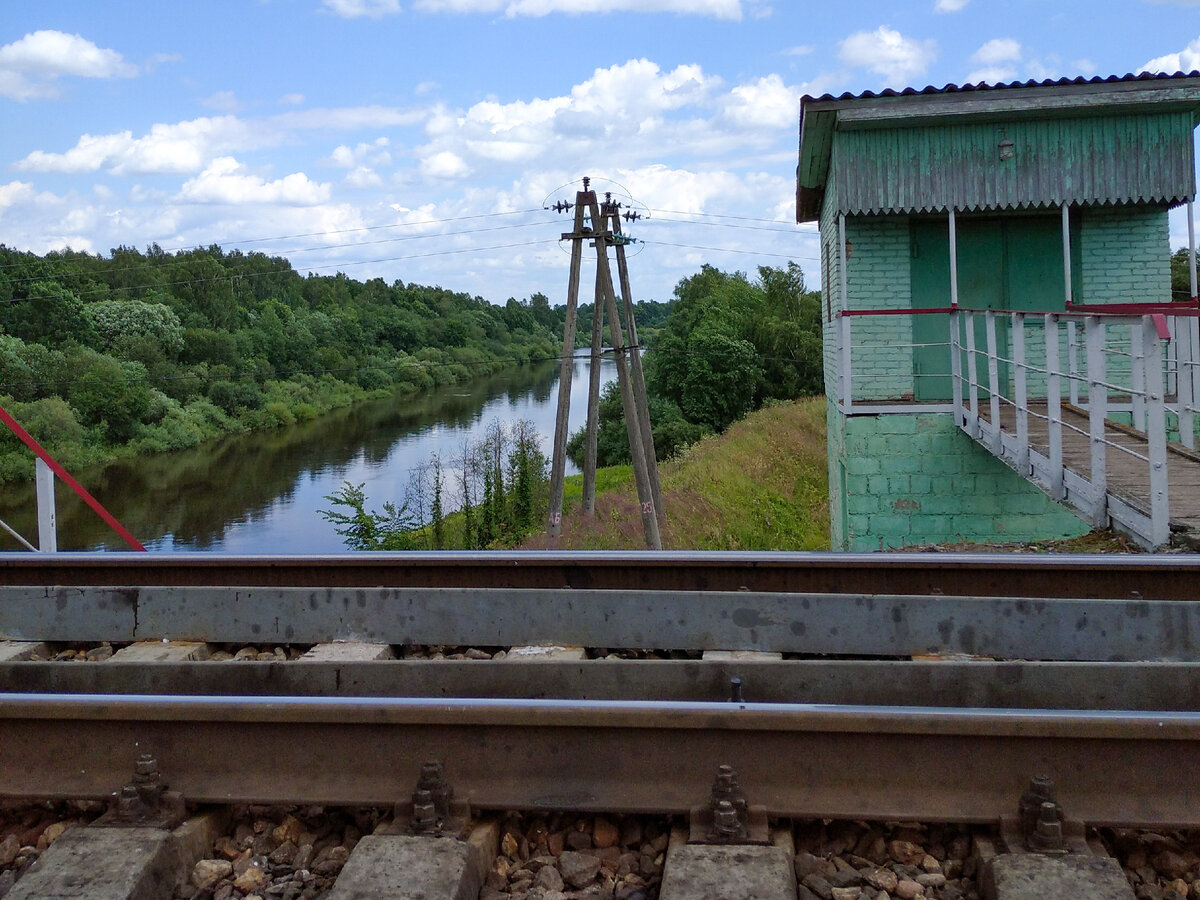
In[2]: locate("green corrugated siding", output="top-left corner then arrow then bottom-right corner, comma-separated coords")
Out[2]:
833,112 -> 1196,215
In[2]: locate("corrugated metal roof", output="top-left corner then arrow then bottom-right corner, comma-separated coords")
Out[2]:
803,70 -> 1200,104
797,71 -> 1200,222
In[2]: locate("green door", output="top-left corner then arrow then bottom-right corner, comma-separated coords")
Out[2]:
910,214 -> 1074,402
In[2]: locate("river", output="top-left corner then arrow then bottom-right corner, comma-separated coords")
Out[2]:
0,356 -> 616,553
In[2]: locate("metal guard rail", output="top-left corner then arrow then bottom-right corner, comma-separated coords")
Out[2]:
835,303 -> 1200,549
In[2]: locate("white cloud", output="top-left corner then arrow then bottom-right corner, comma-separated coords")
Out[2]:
0,181 -> 38,209
420,150 -> 471,178
279,93 -> 306,106
326,138 -> 392,168
322,0 -> 403,18
176,157 -> 332,205
344,166 -> 385,188
1142,36 -> 1200,74
839,26 -> 937,87
201,91 -> 243,113
967,66 -> 1018,85
414,0 -> 745,17
934,0 -> 968,10
972,38 -> 1021,65
721,74 -> 797,129
783,45 -> 813,57
14,108 -> 421,177
15,117 -> 254,176
967,38 -> 1022,83
0,30 -> 138,100
146,52 -> 182,73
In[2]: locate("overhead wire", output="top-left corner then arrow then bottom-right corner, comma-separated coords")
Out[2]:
0,207 -> 820,298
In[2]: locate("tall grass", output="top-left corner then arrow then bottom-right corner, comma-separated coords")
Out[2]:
534,397 -> 830,551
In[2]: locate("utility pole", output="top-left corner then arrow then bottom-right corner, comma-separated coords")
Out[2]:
546,178 -> 663,549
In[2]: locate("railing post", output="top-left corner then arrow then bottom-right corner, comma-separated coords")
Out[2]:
985,311 -> 1002,453
1179,314 -> 1195,449
838,314 -> 853,413
35,457 -> 57,553
965,311 -> 980,439
1131,322 -> 1147,433
1143,316 -> 1170,547
1067,319 -> 1080,407
950,309 -> 963,427
1086,316 -> 1108,527
1013,314 -> 1030,474
1045,314 -> 1065,500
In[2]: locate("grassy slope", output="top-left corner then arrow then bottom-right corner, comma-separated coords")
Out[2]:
529,397 -> 830,551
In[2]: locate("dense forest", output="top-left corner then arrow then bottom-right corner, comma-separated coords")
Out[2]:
0,243 -> 564,482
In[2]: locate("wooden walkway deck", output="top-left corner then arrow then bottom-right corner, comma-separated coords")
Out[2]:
979,401 -> 1200,534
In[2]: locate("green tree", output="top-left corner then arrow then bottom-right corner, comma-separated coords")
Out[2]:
318,481 -> 420,550
3,281 -> 96,347
86,299 -> 184,355
67,355 -> 152,442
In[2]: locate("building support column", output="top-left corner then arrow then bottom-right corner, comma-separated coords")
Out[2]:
1061,204 -> 1073,306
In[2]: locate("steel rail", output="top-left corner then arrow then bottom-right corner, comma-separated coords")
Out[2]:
4,659 -> 1200,711
1,693 -> 1197,827
2,551 -> 1200,599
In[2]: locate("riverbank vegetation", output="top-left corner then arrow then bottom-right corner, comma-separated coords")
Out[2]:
317,261 -> 829,552
322,395 -> 830,551
567,262 -> 823,468
0,244 -> 563,483
545,398 -> 829,550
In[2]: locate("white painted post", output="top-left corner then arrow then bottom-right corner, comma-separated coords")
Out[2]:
1086,317 -> 1108,527
1178,312 -> 1195,449
1144,316 -> 1170,547
1189,198 -> 1197,302
1184,198 -> 1199,448
1061,204 -> 1073,306
950,310 -> 964,427
35,457 -> 57,553
985,311 -> 1002,453
838,213 -> 852,413
1013,314 -> 1030,474
1046,315 -> 1065,500
1131,322 -> 1147,433
948,208 -> 959,309
965,310 -> 980,439
1067,320 -> 1080,407
839,315 -> 852,413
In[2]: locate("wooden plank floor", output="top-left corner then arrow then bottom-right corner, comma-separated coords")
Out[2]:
978,400 -> 1200,532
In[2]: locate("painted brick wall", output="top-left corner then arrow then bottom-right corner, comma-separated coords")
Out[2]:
1079,205 -> 1171,304
826,398 -> 1090,551
819,213 -> 916,401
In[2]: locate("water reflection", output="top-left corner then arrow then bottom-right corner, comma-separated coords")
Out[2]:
0,357 -> 614,553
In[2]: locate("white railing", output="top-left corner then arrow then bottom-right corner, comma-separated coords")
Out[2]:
834,304 -> 1200,548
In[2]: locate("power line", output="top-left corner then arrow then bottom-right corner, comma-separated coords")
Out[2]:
647,208 -> 817,228
641,239 -> 818,262
0,208 -> 548,272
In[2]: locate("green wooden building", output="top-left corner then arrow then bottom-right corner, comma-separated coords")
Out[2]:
796,73 -> 1200,550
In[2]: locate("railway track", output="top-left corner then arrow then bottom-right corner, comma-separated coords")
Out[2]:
1,551 -> 1198,898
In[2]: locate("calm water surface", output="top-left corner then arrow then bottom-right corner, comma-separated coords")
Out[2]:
0,356 -> 615,553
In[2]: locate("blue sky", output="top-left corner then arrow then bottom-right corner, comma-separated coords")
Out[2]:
1,0 -> 1198,306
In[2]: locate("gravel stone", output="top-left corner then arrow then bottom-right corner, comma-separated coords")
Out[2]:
558,850 -> 602,888
803,873 -> 835,899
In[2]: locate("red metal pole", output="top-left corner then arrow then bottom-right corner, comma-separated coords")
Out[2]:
0,403 -> 146,552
